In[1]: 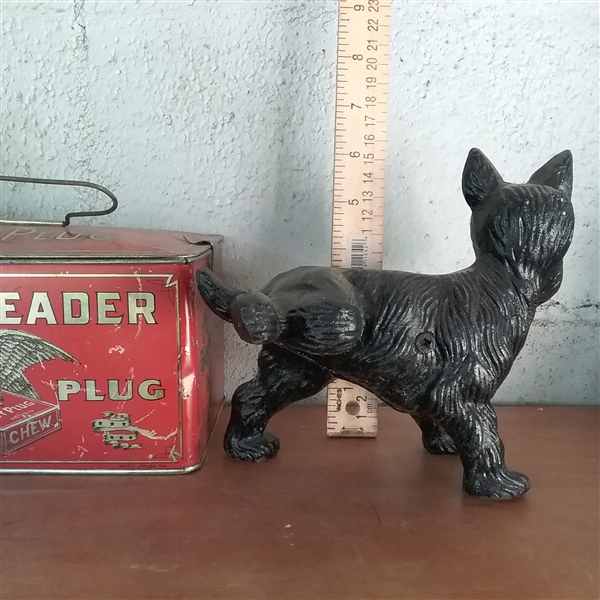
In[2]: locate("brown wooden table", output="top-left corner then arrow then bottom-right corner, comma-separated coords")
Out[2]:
1,406 -> 598,600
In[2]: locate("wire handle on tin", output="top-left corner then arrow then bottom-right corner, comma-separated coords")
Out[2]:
0,175 -> 119,227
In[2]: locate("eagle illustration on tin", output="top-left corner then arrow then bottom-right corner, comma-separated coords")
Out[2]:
0,330 -> 77,455
0,329 -> 77,402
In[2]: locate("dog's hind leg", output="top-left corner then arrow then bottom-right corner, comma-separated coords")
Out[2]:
228,267 -> 363,354
412,415 -> 457,455
225,344 -> 332,462
437,399 -> 530,499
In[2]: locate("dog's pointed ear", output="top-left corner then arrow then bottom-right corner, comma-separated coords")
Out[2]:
462,148 -> 504,209
528,150 -> 573,198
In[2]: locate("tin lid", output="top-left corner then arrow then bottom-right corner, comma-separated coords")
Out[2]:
0,224 -> 223,264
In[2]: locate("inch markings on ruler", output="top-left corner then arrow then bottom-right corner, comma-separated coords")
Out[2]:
327,0 -> 391,438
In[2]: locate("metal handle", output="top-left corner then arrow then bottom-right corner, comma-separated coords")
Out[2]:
0,175 -> 119,227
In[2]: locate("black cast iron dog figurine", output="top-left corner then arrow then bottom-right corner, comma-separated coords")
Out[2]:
197,149 -> 574,499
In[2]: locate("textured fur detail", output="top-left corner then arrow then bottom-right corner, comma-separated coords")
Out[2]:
197,149 -> 574,499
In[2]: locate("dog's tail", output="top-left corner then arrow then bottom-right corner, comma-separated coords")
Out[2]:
197,268 -> 282,344
195,267 -> 242,323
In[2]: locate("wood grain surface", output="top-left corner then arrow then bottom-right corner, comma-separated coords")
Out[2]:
1,406 -> 598,600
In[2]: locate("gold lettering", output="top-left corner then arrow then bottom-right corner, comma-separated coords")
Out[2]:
56,232 -> 84,241
97,292 -> 123,325
26,292 -> 58,325
57,380 -> 81,401
85,380 -> 105,401
62,292 -> 90,325
127,292 -> 156,325
138,379 -> 165,401
108,380 -> 133,401
0,227 -> 36,241
0,292 -> 21,325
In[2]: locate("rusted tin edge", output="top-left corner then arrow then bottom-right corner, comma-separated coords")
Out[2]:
0,252 -> 211,265
0,464 -> 202,475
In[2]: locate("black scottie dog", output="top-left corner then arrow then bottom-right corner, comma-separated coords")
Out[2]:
197,149 -> 574,499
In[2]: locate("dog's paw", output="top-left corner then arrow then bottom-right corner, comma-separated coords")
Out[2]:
463,467 -> 530,499
225,431 -> 280,462
231,293 -> 281,345
422,429 -> 458,455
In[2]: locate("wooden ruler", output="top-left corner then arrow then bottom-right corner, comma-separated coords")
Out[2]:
327,0 -> 391,437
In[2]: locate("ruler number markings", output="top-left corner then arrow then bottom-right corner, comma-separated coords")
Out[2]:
332,0 -> 390,274
328,0 -> 391,437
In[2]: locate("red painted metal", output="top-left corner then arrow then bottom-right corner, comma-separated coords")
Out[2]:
0,224 -> 224,472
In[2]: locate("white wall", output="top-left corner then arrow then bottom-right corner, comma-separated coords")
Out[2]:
2,0 -> 598,405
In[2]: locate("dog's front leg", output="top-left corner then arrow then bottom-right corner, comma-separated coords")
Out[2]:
439,401 -> 530,499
